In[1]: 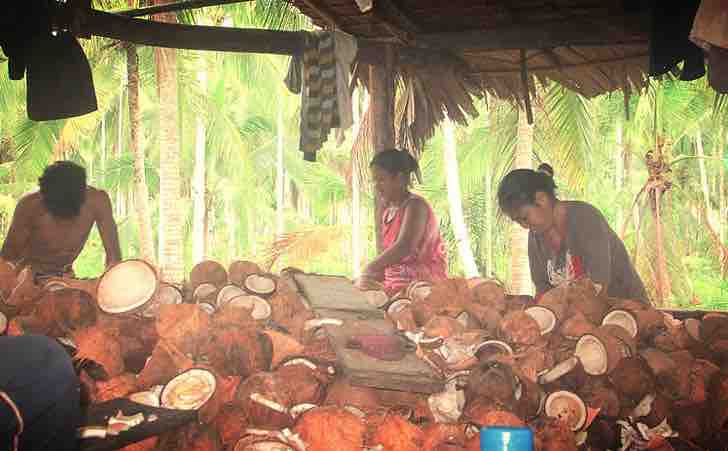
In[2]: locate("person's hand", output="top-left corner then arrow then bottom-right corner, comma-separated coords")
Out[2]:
354,275 -> 383,291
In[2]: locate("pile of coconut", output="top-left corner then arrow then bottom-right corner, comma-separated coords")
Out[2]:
1,257 -> 727,451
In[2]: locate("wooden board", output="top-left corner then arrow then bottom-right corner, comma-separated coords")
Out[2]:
293,273 -> 383,319
324,318 -> 444,394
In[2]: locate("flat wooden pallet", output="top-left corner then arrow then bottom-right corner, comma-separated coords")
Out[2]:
293,273 -> 444,394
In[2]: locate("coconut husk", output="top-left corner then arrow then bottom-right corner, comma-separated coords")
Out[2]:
118,436 -> 158,451
464,302 -> 502,333
558,311 -> 595,340
641,392 -> 673,428
190,260 -> 229,292
406,280 -> 433,303
118,335 -> 150,373
530,416 -> 578,451
672,403 -> 706,442
0,258 -> 17,299
466,361 -> 519,407
525,304 -> 561,336
32,288 -> 96,336
235,371 -> 293,429
244,274 -> 278,297
470,280 -> 506,312
301,336 -> 337,363
423,278 -> 472,315
95,373 -> 138,403
212,304 -> 256,329
156,422 -> 222,451
424,315 -> 466,339
504,294 -> 534,311
387,299 -> 418,332
203,327 -> 271,378
156,303 -> 211,355
544,390 -> 588,432
324,379 -> 381,415
72,325 -> 125,379
700,313 -> 728,343
563,278 -> 607,322
228,260 -> 262,287
517,342 -> 553,382
575,324 -> 636,376
366,412 -> 423,451
294,406 -> 365,451
6,314 -> 49,336
585,417 -> 619,451
464,397 -> 525,427
499,310 -> 541,347
264,329 -> 305,368
136,342 -> 194,389
640,348 -> 677,379
5,267 -> 43,311
608,356 -> 655,404
268,288 -> 307,322
578,380 -> 620,418
275,356 -> 336,386
211,403 -> 249,447
273,364 -> 325,406
421,423 -> 467,451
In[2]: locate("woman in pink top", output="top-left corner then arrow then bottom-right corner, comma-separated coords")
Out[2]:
357,149 -> 447,296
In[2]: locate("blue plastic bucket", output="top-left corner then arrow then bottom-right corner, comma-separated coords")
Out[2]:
480,426 -> 533,451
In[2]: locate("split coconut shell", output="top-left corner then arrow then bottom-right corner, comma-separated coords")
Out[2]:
228,260 -> 262,287
235,371 -> 293,429
96,259 -> 158,315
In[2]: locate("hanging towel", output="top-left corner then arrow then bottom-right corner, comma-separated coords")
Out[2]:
334,31 -> 357,145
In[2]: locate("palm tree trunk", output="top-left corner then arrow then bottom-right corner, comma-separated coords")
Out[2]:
720,127 -> 726,248
192,69 -> 207,265
696,129 -> 716,232
116,73 -> 124,219
443,118 -> 479,278
100,115 -> 106,187
485,164 -> 493,278
154,4 -> 184,282
127,42 -> 155,264
275,106 -> 285,238
615,120 -> 624,230
351,90 -> 364,278
510,107 -> 533,295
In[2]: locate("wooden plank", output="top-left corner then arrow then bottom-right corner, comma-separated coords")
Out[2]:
324,319 -> 444,394
292,273 -> 382,315
115,0 -> 250,17
81,9 -> 304,55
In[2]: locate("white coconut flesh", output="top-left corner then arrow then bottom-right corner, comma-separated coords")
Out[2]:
289,403 -> 317,419
197,302 -> 216,315
525,306 -> 557,335
455,311 -> 471,328
217,284 -> 246,308
142,285 -> 183,318
97,260 -> 158,314
239,441 -> 295,451
474,340 -> 514,357
129,391 -> 161,407
245,274 -> 277,296
386,298 -> 412,315
44,281 -> 70,292
0,311 -> 7,334
364,290 -> 389,308
575,334 -> 608,375
193,283 -> 218,303
538,356 -> 579,385
161,368 -> 216,410
544,390 -> 587,431
602,310 -> 638,338
408,283 -> 431,302
227,295 -> 272,320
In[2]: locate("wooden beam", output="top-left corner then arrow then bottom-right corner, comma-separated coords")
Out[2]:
371,0 -> 422,45
422,15 -> 648,50
298,0 -> 346,30
474,54 -> 648,75
115,0 -> 249,17
80,9 -> 304,55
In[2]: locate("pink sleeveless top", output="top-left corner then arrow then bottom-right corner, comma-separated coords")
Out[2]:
381,194 -> 448,296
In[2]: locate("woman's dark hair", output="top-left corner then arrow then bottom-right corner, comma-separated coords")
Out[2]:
38,161 -> 87,218
497,164 -> 557,213
370,149 -> 421,184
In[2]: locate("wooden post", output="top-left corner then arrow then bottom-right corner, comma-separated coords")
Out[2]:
368,45 -> 396,253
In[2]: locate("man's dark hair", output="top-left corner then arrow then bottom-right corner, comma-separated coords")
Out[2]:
38,161 -> 87,218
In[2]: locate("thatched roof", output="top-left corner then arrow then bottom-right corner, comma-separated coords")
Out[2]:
292,0 -> 650,100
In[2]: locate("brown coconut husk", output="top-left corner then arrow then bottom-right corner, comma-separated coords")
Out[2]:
228,260 -> 262,287
136,342 -> 194,389
558,311 -> 596,340
463,398 -> 525,428
641,391 -> 673,428
203,327 -> 271,378
466,361 -> 519,407
264,329 -> 305,368
640,348 -> 677,379
607,356 -> 655,404
366,412 -> 424,451
575,324 -> 636,376
516,342 -> 553,382
118,437 -> 158,451
671,403 -> 706,443
422,278 -> 472,315
530,417 -> 578,451
387,299 -> 419,332
156,303 -> 211,355
5,267 -> 43,311
235,371 -> 293,429
6,314 -> 49,336
95,373 -> 138,403
578,379 -> 620,418
117,335 -> 150,374
190,260 -> 229,292
301,336 -> 338,363
324,379 -> 382,415
424,315 -> 466,339
156,422 -> 222,451
544,390 -> 588,432
700,312 -> 728,342
273,364 -> 325,406
585,417 -> 619,451
504,294 -> 534,311
471,280 -> 506,312
499,310 -> 541,347
709,372 -> 728,431
564,278 -> 608,323
32,288 -> 96,336
211,403 -> 249,447
294,406 -> 365,451
464,302 -> 502,334
0,258 -> 17,299
421,423 -> 467,451
212,304 -> 256,329
72,325 -> 125,379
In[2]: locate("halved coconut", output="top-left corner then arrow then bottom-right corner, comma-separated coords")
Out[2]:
228,260 -> 262,287
601,309 -> 638,338
216,284 -> 246,308
129,390 -> 161,407
227,295 -> 272,320
244,274 -> 277,296
525,305 -> 558,335
363,290 -> 389,308
142,283 -> 183,318
538,356 -> 579,385
43,280 -> 70,292
97,259 -> 158,314
290,403 -> 318,420
192,283 -> 218,304
0,311 -> 6,335
161,368 -> 217,410
544,390 -> 587,431
189,260 -> 228,291
575,325 -> 634,375
474,340 -> 513,362
684,318 -> 701,343
574,334 -> 608,375
386,298 -> 412,316
406,281 -> 432,302
197,302 -> 216,315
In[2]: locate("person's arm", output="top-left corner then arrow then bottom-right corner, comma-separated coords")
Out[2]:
572,203 -> 612,292
94,190 -> 122,268
0,196 -> 33,263
362,197 -> 429,278
528,233 -> 551,300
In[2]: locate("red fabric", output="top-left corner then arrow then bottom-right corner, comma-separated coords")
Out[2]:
381,194 -> 447,296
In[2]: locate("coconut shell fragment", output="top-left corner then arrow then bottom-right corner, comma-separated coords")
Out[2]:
544,390 -> 587,431
72,325 -> 125,379
96,259 -> 158,314
294,406 -> 365,451
499,310 -> 541,347
244,274 -> 277,297
235,371 -> 293,429
228,260 -> 262,287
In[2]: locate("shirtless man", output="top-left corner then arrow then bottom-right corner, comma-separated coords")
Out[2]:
0,161 -> 121,278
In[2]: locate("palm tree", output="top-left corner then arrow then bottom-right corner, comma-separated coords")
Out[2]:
509,107 -> 533,295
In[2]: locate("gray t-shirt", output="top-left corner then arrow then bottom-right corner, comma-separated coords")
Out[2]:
528,201 -> 649,303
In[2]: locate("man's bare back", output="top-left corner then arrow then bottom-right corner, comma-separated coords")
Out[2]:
1,187 -> 121,275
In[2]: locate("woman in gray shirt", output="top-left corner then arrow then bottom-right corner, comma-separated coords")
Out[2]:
497,164 -> 649,304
